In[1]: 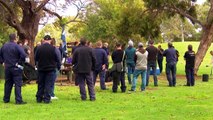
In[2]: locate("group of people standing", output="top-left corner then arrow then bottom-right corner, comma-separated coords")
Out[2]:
0,33 -> 196,104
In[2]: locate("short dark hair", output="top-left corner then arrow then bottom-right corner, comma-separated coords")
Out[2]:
80,37 -> 87,45
188,44 -> 193,51
9,34 -> 17,41
168,42 -> 173,48
116,43 -> 121,47
43,35 -> 52,40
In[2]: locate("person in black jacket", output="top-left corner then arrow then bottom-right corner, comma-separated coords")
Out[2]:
72,37 -> 96,101
35,35 -> 61,104
184,44 -> 195,86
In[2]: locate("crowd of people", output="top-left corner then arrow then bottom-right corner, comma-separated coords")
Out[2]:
0,33 -> 196,104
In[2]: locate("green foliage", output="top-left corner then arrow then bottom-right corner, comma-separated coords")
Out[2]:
0,22 -> 16,46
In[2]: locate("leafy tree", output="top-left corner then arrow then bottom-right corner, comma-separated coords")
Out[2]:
144,0 -> 213,74
0,0 -> 86,64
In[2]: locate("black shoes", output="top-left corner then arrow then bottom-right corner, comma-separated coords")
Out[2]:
16,101 -> 27,105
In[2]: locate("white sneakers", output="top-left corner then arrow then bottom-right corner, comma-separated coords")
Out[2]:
51,96 -> 58,100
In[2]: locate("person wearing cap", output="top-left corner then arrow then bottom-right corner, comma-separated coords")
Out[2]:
35,35 -> 61,104
129,42 -> 148,91
146,40 -> 158,86
163,42 -> 177,87
72,37 -> 96,101
125,39 -> 136,84
0,33 -> 27,104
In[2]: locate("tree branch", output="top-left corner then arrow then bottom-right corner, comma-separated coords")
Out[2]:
170,4 -> 204,28
0,0 -> 15,15
43,7 -> 62,20
34,0 -> 50,13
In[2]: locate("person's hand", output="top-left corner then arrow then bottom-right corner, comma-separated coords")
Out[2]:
102,64 -> 106,70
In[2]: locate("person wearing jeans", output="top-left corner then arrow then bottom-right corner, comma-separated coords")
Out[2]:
125,40 -> 136,84
130,42 -> 148,91
146,40 -> 158,86
163,43 -> 177,87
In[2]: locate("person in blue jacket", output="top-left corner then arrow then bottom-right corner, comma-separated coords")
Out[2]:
0,33 -> 27,104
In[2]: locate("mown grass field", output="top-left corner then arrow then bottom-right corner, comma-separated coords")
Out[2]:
0,77 -> 213,120
0,42 -> 213,120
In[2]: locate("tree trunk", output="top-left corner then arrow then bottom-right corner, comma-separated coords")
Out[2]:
17,9 -> 42,65
194,25 -> 213,74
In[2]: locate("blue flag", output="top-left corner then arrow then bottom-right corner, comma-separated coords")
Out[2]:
61,25 -> 67,53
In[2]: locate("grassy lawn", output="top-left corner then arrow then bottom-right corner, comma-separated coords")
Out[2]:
0,41 -> 213,120
0,76 -> 213,120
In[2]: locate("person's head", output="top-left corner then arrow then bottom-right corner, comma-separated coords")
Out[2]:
128,40 -> 133,47
9,33 -> 17,42
80,37 -> 87,46
138,42 -> 143,49
149,40 -> 154,45
43,35 -> 52,43
96,41 -> 102,48
158,45 -> 161,49
116,43 -> 122,49
168,42 -> 173,48
103,42 -> 108,48
188,44 -> 193,51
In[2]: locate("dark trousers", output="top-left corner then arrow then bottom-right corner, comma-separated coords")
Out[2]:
76,72 -> 95,100
36,71 -> 55,103
112,71 -> 126,92
119,72 -> 126,92
50,70 -> 57,97
4,67 -> 23,103
146,61 -> 158,86
93,70 -> 106,89
185,68 -> 195,86
166,62 -> 176,86
157,59 -> 163,73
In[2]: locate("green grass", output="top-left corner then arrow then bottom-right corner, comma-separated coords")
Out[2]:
0,41 -> 213,119
157,42 -> 213,75
0,77 -> 213,120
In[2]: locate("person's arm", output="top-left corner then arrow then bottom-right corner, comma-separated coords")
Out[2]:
55,48 -> 62,70
0,47 -> 3,64
103,51 -> 108,70
91,49 -> 96,71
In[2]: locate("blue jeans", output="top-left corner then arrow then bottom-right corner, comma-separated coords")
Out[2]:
185,68 -> 194,86
166,62 -> 176,86
127,63 -> 135,84
146,61 -> 158,86
93,70 -> 106,90
131,69 -> 147,91
36,70 -> 55,102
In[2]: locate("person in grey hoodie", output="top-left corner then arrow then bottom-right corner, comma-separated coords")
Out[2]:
129,42 -> 148,91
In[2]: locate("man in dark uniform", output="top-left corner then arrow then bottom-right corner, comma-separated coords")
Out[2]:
35,35 -> 61,104
93,41 -> 108,90
72,37 -> 96,101
0,33 -> 27,104
184,45 -> 195,86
